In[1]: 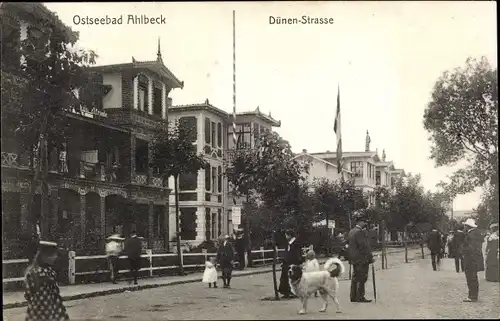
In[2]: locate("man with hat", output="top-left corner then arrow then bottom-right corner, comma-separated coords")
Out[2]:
347,218 -> 375,303
106,233 -> 124,284
462,218 -> 484,302
217,234 -> 235,288
426,227 -> 443,271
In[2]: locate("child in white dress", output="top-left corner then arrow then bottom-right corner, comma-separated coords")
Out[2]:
202,257 -> 218,288
303,250 -> 320,297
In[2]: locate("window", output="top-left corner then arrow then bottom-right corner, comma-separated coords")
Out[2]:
254,123 -> 261,145
217,123 -> 222,147
138,88 -> 146,111
218,209 -> 222,237
179,171 -> 198,190
205,165 -> 211,191
135,140 -> 148,174
154,206 -> 165,237
153,86 -> 162,116
180,207 -> 197,240
217,166 -> 222,193
235,123 -> 252,149
350,161 -> 364,177
376,171 -> 381,186
211,212 -> 217,239
205,208 -> 211,240
368,164 -> 372,181
205,118 -> 211,144
211,122 -> 216,148
212,166 -> 217,194
179,116 -> 197,143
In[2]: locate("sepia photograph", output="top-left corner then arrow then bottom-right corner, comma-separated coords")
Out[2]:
1,1 -> 498,320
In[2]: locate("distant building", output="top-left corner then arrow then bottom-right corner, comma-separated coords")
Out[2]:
167,103 -> 280,245
293,149 -> 354,186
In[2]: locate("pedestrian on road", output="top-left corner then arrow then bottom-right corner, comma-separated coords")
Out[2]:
202,256 -> 218,288
484,223 -> 499,282
106,234 -> 124,284
279,229 -> 303,299
426,228 -> 442,271
347,219 -> 374,303
24,240 -> 70,321
449,228 -> 465,273
303,250 -> 320,297
217,235 -> 235,288
124,231 -> 142,285
234,229 -> 246,270
462,218 -> 484,302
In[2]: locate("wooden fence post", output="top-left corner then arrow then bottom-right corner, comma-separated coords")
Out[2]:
68,251 -> 76,285
180,248 -> 184,274
146,249 -> 153,277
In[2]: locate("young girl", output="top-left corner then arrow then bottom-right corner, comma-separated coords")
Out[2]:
202,257 -> 218,288
24,240 -> 70,321
303,250 -> 320,297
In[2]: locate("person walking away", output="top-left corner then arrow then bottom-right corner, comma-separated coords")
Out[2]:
234,230 -> 246,270
202,256 -> 218,288
124,231 -> 142,285
303,250 -> 321,297
462,218 -> 484,302
426,228 -> 442,271
279,229 -> 303,299
106,234 -> 124,284
485,223 -> 499,282
347,219 -> 375,303
24,240 -> 70,321
441,232 -> 448,258
450,228 -> 466,273
217,235 -> 235,288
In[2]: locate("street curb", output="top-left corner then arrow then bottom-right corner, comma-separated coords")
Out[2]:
2,267 -> 281,310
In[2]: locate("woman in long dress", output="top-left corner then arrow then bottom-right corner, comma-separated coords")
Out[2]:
24,241 -> 70,321
485,223 -> 499,282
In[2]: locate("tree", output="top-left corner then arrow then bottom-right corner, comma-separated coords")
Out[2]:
423,57 -> 498,222
227,130 -> 309,300
1,12 -> 97,239
150,120 -> 207,275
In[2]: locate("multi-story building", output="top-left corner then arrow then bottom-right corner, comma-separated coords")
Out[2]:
1,3 -> 181,255
293,149 -> 354,185
309,131 -> 405,206
167,104 -> 281,246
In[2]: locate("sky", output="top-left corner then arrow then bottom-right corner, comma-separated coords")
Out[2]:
44,1 -> 497,211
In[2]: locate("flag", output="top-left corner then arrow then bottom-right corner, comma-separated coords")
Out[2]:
334,85 -> 343,174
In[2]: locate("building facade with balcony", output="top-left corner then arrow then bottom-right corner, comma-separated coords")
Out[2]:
167,103 -> 281,246
1,3 -> 182,256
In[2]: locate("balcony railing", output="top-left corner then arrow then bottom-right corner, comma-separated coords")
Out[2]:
1,152 -> 19,167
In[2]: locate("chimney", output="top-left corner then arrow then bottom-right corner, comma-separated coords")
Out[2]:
302,149 -> 307,153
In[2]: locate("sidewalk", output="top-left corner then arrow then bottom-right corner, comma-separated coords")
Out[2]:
2,246 -> 420,310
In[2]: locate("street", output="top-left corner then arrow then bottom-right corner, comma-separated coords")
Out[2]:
4,255 -> 499,320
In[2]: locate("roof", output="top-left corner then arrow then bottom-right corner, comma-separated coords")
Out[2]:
2,3 -> 78,43
230,107 -> 281,127
310,151 -> 378,159
293,152 -> 354,174
170,100 -> 229,119
90,57 -> 184,90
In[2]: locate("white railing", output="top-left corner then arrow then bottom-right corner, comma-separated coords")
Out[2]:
3,248 -> 288,285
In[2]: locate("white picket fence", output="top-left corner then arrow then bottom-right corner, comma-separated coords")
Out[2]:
3,246 -> 311,285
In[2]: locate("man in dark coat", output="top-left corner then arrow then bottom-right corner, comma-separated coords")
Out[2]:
427,228 -> 443,271
234,230 -> 246,270
450,228 -> 466,273
217,235 -> 235,288
462,219 -> 484,302
124,231 -> 142,285
347,219 -> 374,303
279,229 -> 303,298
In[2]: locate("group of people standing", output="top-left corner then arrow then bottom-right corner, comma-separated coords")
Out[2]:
105,231 -> 143,285
426,219 -> 499,303
277,219 -> 375,303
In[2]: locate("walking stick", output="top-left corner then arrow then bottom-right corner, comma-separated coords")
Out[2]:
372,257 -> 377,303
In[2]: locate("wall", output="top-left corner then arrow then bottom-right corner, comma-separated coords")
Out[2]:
102,73 -> 122,109
296,155 -> 342,185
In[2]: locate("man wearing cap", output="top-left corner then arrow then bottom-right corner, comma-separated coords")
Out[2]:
124,231 -> 142,285
462,218 -> 484,302
347,219 -> 374,303
106,234 -> 124,284
217,235 -> 235,288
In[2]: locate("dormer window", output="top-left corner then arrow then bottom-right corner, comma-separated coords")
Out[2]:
138,86 -> 146,112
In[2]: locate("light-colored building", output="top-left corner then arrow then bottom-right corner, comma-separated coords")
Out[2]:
167,103 -> 280,246
293,149 -> 354,186
308,131 -> 405,206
